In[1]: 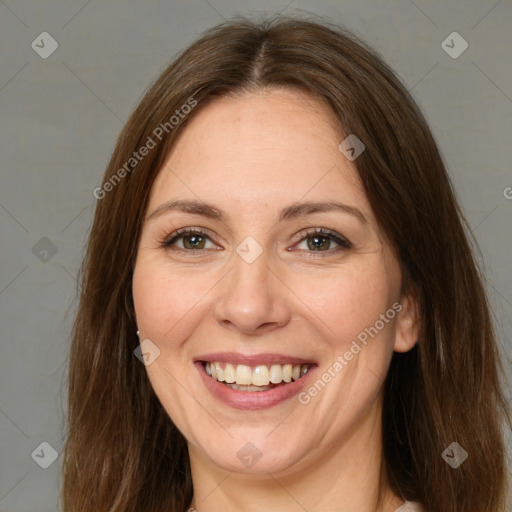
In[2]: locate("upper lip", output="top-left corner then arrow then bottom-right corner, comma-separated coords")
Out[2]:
194,352 -> 316,366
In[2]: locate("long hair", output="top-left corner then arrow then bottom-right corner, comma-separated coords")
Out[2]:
61,16 -> 511,512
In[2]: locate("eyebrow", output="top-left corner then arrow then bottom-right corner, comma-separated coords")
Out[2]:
145,199 -> 368,225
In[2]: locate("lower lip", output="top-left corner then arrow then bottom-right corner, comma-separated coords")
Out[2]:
195,361 -> 317,410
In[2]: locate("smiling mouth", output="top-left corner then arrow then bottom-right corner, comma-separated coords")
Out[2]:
203,361 -> 313,392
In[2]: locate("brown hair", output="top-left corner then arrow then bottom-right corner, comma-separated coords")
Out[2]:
61,15 -> 511,512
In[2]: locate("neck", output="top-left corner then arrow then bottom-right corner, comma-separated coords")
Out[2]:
187,396 -> 405,512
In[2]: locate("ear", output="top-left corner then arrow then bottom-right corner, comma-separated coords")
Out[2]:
393,292 -> 420,353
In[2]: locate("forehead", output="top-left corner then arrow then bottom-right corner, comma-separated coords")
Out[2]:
148,88 -> 372,221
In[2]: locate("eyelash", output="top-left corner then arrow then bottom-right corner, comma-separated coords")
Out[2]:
160,227 -> 352,257
294,227 -> 352,255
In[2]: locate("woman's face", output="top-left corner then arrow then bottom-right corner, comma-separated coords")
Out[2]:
132,88 -> 418,475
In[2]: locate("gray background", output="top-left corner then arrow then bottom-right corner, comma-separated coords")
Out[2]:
1,0 -> 511,510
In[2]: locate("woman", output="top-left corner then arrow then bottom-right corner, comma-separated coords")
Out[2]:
61,16 -> 511,512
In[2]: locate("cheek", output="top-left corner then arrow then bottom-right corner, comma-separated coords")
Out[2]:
289,259 -> 396,351
295,261 -> 399,418
132,259 -> 211,341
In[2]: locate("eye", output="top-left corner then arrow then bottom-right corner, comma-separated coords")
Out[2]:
292,228 -> 352,254
161,228 -> 220,251
160,227 -> 352,256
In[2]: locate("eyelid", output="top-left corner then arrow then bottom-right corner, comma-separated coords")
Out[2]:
291,227 -> 352,252
161,226 -> 222,249
161,226 -> 352,255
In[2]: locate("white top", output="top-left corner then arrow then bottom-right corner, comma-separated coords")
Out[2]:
395,501 -> 424,512
189,501 -> 423,512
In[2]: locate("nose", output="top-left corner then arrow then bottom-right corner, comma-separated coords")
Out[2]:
213,249 -> 292,335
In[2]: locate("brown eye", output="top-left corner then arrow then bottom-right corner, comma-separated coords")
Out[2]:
306,234 -> 331,251
294,228 -> 351,253
181,233 -> 206,250
162,228 -> 218,251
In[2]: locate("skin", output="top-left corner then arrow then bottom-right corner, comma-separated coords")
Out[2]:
132,88 -> 420,512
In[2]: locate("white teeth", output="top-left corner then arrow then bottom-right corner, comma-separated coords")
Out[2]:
224,363 -> 236,383
214,362 -> 224,381
206,361 -> 311,387
269,364 -> 283,383
282,364 -> 292,383
235,364 -> 253,385
252,365 -> 270,386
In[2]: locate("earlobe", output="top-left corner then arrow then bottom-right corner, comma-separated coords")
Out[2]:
393,293 -> 420,353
